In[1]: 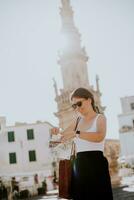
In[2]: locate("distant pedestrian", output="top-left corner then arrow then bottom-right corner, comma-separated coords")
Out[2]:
34,174 -> 39,194
52,171 -> 58,190
42,178 -> 47,194
11,177 -> 19,200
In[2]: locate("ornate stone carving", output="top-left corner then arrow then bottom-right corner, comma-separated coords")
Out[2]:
104,139 -> 121,187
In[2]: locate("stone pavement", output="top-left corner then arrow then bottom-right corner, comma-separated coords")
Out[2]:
32,190 -> 59,200
112,186 -> 134,200
32,187 -> 134,200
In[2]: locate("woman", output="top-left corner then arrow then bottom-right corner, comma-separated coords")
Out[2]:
51,87 -> 113,200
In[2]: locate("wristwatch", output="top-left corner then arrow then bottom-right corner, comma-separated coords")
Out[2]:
76,130 -> 80,138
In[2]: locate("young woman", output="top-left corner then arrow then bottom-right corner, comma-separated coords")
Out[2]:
51,87 -> 113,200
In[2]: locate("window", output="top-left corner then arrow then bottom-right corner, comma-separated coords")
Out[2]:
9,152 -> 17,164
27,129 -> 34,140
132,120 -> 134,127
130,103 -> 134,110
8,131 -> 15,142
29,150 -> 36,162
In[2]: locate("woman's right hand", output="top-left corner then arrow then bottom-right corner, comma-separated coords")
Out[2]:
50,127 -> 60,135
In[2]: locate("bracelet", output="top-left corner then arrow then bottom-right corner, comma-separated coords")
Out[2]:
76,130 -> 80,138
76,130 -> 80,135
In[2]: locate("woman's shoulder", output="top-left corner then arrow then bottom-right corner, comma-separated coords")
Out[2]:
97,113 -> 107,123
96,114 -> 106,137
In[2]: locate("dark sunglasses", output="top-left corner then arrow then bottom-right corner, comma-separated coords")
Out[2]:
72,100 -> 84,109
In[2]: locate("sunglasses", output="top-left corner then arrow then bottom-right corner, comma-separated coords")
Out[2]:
72,100 -> 85,109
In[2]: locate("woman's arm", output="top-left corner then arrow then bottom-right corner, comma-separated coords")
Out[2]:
78,115 -> 106,142
60,115 -> 106,143
51,118 -> 77,135
62,119 -> 77,134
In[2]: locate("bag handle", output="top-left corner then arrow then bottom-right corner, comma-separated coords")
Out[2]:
74,116 -> 81,131
70,117 -> 81,159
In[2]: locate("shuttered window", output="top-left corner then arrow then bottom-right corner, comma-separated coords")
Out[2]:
9,152 -> 17,164
27,129 -> 34,140
8,131 -> 15,142
29,150 -> 36,162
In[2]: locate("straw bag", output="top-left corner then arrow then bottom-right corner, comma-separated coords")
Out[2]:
58,117 -> 80,199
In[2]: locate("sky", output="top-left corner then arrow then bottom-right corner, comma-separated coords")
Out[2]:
0,0 -> 134,139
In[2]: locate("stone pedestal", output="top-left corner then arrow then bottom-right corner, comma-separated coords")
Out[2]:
104,139 -> 122,187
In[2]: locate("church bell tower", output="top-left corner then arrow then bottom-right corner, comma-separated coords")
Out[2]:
54,0 -> 104,129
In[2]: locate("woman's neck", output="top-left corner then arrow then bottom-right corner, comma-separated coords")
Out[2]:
83,110 -> 97,122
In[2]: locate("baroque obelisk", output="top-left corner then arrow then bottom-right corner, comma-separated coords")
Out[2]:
54,0 -> 104,130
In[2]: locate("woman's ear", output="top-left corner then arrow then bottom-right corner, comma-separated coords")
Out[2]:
88,98 -> 92,104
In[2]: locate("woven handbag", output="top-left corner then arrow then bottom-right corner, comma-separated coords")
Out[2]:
58,117 -> 80,199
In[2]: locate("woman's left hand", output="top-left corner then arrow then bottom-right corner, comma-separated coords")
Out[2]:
60,131 -> 75,143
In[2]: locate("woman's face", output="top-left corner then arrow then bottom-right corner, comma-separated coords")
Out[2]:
71,97 -> 92,115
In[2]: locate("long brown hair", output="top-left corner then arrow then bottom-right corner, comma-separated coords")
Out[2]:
71,87 -> 100,113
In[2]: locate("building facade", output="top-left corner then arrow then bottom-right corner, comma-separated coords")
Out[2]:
118,96 -> 134,165
0,117 -> 53,178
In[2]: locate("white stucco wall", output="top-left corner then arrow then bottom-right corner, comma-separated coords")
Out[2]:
118,96 -> 134,163
118,113 -> 134,129
0,121 -> 53,176
119,131 -> 134,157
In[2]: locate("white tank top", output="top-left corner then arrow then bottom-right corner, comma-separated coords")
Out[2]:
74,114 -> 105,153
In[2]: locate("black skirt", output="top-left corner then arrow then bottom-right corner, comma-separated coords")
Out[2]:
71,151 -> 113,200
